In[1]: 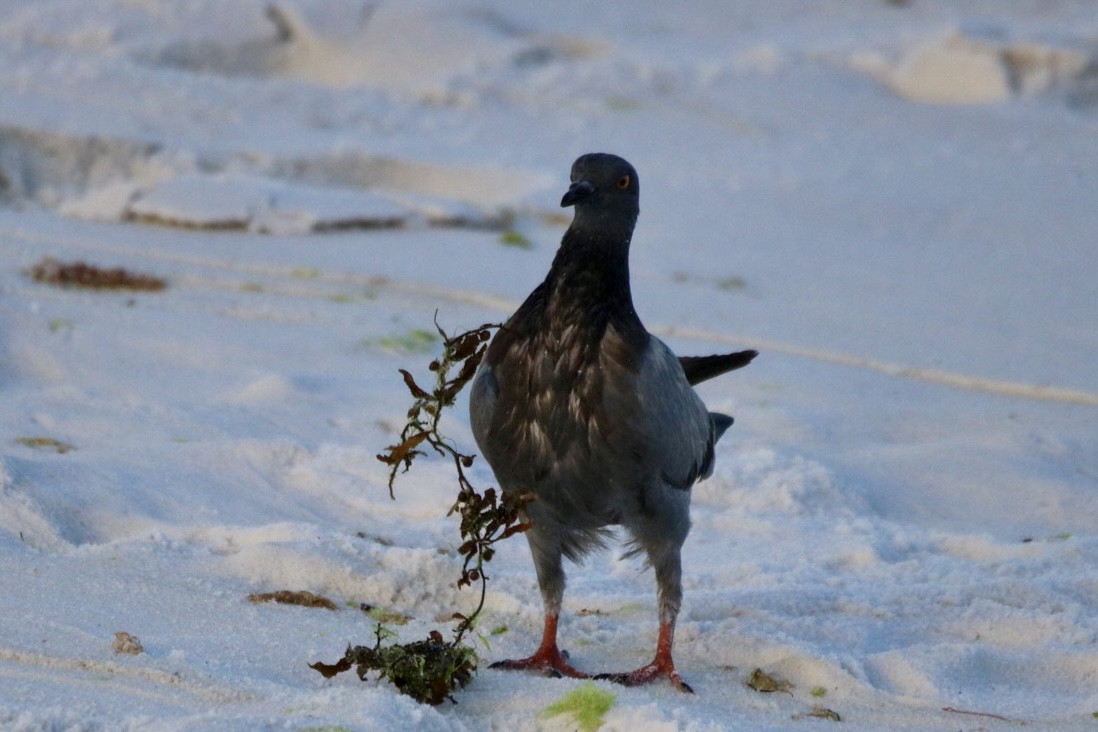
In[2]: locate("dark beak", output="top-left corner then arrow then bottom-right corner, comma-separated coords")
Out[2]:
560,180 -> 595,208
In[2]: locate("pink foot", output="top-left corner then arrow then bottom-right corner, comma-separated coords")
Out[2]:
490,614 -> 589,679
595,620 -> 693,693
596,662 -> 693,693
490,645 -> 589,679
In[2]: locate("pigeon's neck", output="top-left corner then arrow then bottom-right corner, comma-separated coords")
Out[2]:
486,223 -> 647,372
537,225 -> 647,355
548,227 -> 633,307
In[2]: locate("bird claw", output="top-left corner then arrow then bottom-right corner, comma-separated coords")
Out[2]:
489,651 -> 589,680
595,665 -> 694,693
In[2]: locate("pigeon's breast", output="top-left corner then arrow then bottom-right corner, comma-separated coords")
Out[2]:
510,319 -> 609,459
488,316 -> 642,522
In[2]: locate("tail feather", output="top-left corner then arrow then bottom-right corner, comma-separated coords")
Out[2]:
679,350 -> 758,386
710,412 -> 734,441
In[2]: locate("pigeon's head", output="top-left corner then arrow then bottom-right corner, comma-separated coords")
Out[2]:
561,153 -> 639,234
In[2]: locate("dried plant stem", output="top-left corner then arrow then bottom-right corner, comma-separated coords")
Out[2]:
313,316 -> 531,704
377,316 -> 532,643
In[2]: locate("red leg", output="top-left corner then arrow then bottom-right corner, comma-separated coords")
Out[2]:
490,613 -> 589,679
596,621 -> 693,693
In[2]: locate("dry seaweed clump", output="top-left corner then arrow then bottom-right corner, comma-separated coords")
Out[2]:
247,590 -> 338,611
27,256 -> 167,291
311,629 -> 476,706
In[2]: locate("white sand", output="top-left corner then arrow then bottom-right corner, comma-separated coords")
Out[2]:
1,1 -> 1096,729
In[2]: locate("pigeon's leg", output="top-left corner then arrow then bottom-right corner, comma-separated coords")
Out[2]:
490,612 -> 587,678
597,618 -> 691,692
598,539 -> 693,692
490,529 -> 589,679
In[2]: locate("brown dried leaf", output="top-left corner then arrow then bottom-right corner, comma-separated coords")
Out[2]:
447,332 -> 484,363
112,631 -> 144,655
27,257 -> 167,291
398,369 -> 431,399
14,436 -> 76,454
309,655 -> 354,679
500,521 -> 532,539
747,667 -> 793,694
247,590 -> 338,611
453,349 -> 485,379
377,431 -> 430,466
805,707 -> 841,722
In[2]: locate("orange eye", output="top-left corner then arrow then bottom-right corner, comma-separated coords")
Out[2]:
617,175 -> 630,189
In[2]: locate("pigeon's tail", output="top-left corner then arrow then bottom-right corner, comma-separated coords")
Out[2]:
679,350 -> 758,386
709,412 -> 734,442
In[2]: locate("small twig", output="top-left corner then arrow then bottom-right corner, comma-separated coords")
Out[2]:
942,706 -> 1019,723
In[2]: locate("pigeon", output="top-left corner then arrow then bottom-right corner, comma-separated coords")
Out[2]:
469,153 -> 756,692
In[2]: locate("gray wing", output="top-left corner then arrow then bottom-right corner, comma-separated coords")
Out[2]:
601,330 -> 716,492
468,360 -> 498,459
